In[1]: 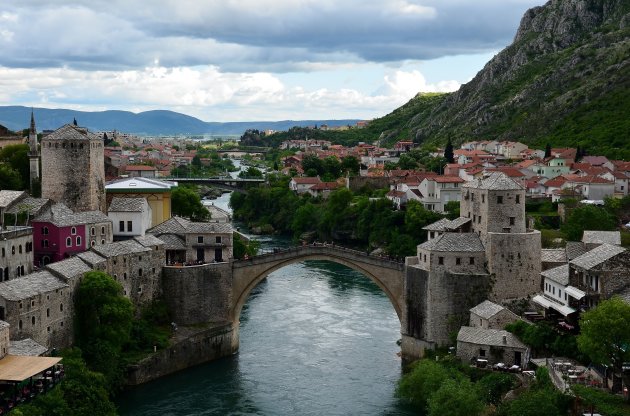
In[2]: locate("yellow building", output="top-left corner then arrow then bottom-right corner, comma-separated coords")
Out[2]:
105,177 -> 177,227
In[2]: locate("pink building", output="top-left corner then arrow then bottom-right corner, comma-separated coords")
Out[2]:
32,204 -> 113,266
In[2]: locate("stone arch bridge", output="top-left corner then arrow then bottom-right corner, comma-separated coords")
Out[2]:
231,245 -> 405,322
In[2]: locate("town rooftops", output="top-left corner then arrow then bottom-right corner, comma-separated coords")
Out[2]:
418,232 -> 484,252
457,327 -> 527,349
33,203 -> 110,227
291,177 -> 321,184
42,124 -> 102,141
147,216 -> 190,234
0,271 -> 68,301
108,197 -> 149,213
565,241 -> 588,260
582,230 -> 621,246
105,177 -> 177,192
570,243 -> 626,270
469,300 -> 505,319
541,264 -> 569,285
422,217 -> 471,232
463,172 -> 524,191
310,182 -> 339,191
133,234 -> 164,248
432,176 -> 465,183
185,222 -> 233,234
154,234 -> 186,250
76,251 -> 107,267
4,197 -> 51,216
93,239 -> 151,258
147,216 -> 232,235
541,249 -> 567,264
46,257 -> 92,282
0,190 -> 25,209
124,165 -> 157,171
9,339 -> 48,357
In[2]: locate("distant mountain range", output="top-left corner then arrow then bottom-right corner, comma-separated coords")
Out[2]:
0,106 -> 361,136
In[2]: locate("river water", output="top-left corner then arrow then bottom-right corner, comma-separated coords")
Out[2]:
117,182 -> 416,415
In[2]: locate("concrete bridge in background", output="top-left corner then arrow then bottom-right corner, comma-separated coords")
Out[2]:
163,177 -> 264,190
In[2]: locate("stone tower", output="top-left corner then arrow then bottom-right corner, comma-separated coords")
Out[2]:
460,172 -> 541,301
28,111 -> 40,193
41,124 -> 106,212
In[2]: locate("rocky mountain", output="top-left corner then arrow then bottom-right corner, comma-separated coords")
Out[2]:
0,106 -> 359,137
372,0 -> 630,158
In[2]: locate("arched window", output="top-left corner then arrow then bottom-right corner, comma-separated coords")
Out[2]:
71,227 -> 76,235
31,316 -> 35,325
60,303 -> 63,312
18,245 -> 22,254
91,227 -> 95,236
91,241 -> 95,247
66,237 -> 72,247
101,226 -> 105,234
101,239 -> 105,245
76,236 -> 82,246
42,226 -> 49,235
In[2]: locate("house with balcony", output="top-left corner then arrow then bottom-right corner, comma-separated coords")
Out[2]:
289,177 -> 321,194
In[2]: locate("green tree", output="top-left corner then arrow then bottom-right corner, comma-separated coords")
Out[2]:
428,379 -> 484,416
341,156 -> 360,175
397,359 -> 459,408
75,271 -> 134,388
291,202 -> 320,239
301,154 -> 324,176
322,156 -> 342,180
233,233 -> 260,259
476,372 -> 516,405
444,139 -> 454,164
499,388 -> 569,416
398,153 -> 418,169
561,205 -> 617,241
191,154 -> 202,168
578,296 -> 630,393
171,186 -> 210,221
0,144 -> 29,189
444,200 -> 460,220
0,163 -> 23,190
239,166 -> 263,178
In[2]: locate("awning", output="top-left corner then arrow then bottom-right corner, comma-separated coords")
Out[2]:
0,355 -> 62,382
549,302 -> 576,317
532,295 -> 553,309
565,286 -> 585,300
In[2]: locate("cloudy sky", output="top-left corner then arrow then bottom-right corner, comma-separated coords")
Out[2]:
0,0 -> 545,122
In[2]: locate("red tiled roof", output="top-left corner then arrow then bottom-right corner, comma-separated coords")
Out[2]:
433,176 -> 465,183
291,177 -> 321,184
310,182 -> 339,191
571,175 -> 613,184
125,165 -> 157,171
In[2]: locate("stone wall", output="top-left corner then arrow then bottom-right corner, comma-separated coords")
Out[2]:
470,309 -> 519,330
402,265 -> 492,354
102,249 -> 164,307
486,231 -> 541,301
126,323 -> 237,385
162,262 -> 233,325
456,340 -> 528,367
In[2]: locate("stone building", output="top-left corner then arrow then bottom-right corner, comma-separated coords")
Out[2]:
147,216 -> 233,264
568,244 -> 629,309
92,235 -> 165,306
0,226 -> 34,281
461,172 -> 541,300
456,326 -> 530,368
0,271 -> 71,350
41,124 -> 106,212
406,233 -> 492,347
469,300 -> 519,330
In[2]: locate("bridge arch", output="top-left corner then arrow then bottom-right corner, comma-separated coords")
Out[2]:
231,246 -> 405,326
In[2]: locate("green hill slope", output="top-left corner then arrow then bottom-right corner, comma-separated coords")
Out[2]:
329,0 -> 630,159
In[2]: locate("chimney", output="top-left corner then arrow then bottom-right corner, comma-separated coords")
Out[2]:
502,335 -> 507,345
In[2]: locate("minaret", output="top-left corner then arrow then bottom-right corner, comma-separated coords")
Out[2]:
28,110 -> 40,194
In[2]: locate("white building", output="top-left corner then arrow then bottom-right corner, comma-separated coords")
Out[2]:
418,176 -> 464,212
108,197 -> 152,241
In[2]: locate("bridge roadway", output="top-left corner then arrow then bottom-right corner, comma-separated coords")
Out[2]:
231,244 -> 406,321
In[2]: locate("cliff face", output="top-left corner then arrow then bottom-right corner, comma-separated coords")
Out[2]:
397,0 -> 630,157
